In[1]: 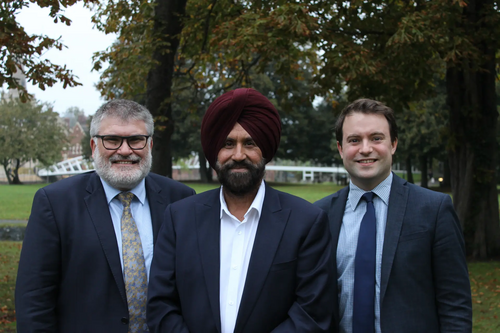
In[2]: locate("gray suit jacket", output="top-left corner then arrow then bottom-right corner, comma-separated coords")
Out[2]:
315,173 -> 472,333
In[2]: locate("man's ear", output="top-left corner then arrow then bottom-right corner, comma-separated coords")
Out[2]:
337,141 -> 344,159
90,138 -> 97,158
391,138 -> 398,155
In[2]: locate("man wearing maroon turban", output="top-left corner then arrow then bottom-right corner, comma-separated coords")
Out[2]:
148,88 -> 335,333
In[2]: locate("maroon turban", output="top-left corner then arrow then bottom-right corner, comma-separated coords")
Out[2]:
201,88 -> 281,169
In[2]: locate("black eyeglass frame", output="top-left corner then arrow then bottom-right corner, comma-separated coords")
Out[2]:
94,135 -> 151,150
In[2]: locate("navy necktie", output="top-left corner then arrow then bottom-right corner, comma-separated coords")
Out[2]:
353,192 -> 376,333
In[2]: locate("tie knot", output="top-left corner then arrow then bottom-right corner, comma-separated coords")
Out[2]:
118,192 -> 134,207
362,192 -> 375,203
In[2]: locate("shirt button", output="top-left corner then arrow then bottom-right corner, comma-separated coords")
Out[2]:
121,317 -> 129,324
229,301 -> 234,306
238,231 -> 242,235
232,265 -> 237,270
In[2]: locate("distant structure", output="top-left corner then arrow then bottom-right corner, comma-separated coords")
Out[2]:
59,109 -> 88,160
3,66 -> 27,100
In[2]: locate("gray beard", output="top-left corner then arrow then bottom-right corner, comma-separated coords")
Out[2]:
93,145 -> 152,191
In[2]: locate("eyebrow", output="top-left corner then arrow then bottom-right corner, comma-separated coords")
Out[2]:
345,132 -> 386,140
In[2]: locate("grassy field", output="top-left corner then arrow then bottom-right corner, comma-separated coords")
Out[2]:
0,242 -> 20,333
0,182 -> 345,220
1,241 -> 498,332
1,181 -> 499,332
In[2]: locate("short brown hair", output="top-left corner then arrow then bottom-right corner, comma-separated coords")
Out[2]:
335,98 -> 398,146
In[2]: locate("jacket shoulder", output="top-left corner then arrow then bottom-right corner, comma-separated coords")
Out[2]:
314,186 -> 348,212
147,173 -> 195,194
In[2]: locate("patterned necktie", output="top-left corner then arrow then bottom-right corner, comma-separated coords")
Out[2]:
118,192 -> 148,333
353,192 -> 376,333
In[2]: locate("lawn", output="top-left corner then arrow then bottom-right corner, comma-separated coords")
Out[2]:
0,182 -> 345,220
0,184 -> 46,220
1,241 -> 498,332
0,242 -> 20,333
1,181 -> 499,332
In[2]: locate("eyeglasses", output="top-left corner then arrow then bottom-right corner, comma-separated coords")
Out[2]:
94,135 -> 151,150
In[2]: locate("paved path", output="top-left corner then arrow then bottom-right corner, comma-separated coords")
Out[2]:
0,220 -> 28,224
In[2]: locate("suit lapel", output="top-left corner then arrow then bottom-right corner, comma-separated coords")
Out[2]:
145,175 -> 166,243
328,186 -> 348,328
329,187 -> 349,255
84,173 -> 127,306
380,174 -> 408,303
196,190 -> 222,333
234,186 -> 290,332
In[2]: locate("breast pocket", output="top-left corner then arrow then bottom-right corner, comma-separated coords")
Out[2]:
270,258 -> 297,271
398,229 -> 429,243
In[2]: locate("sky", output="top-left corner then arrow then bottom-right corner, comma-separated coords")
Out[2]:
12,3 -> 117,116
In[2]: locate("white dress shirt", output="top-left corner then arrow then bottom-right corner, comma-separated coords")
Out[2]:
219,181 -> 266,333
101,178 -> 154,281
337,173 -> 393,333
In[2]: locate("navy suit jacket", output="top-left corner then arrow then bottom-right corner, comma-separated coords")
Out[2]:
315,174 -> 472,333
147,184 -> 334,333
15,171 -> 195,333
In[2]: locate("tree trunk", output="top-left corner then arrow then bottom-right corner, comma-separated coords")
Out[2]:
198,150 -> 213,183
445,0 -> 500,259
405,155 -> 414,184
419,154 -> 428,188
146,0 -> 188,177
2,161 -> 12,185
442,158 -> 451,188
11,159 -> 22,185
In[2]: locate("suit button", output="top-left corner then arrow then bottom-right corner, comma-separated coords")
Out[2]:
121,317 -> 129,324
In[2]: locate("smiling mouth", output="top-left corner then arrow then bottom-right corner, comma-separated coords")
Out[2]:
357,159 -> 376,164
113,161 -> 138,165
230,167 -> 249,172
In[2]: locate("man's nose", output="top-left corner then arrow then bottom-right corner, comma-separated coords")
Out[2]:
232,144 -> 246,161
116,139 -> 134,155
359,140 -> 373,154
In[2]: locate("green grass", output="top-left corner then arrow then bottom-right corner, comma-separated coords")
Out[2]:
0,182 -> 345,221
0,241 -> 21,332
0,241 -> 497,332
0,184 -> 47,220
188,182 -> 346,203
469,261 -> 500,332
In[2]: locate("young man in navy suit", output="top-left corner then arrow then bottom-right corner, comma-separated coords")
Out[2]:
147,88 -> 334,333
16,99 -> 195,333
315,99 -> 472,333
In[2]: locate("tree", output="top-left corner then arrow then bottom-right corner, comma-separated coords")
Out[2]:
396,82 -> 448,188
1,0 -> 96,101
315,0 -> 500,258
92,0 -> 321,177
0,97 -> 67,184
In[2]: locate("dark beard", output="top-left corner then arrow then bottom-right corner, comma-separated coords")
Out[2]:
216,159 -> 266,196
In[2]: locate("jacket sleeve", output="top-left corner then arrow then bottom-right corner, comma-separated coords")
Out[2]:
15,188 -> 61,333
147,205 -> 190,333
433,195 -> 472,332
271,210 -> 335,333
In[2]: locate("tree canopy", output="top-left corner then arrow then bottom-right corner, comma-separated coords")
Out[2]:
0,0 -> 96,101
0,96 -> 67,184
90,0 -> 500,257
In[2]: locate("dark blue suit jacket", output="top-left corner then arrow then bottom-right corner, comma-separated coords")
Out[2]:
15,171 -> 195,333
147,183 -> 334,333
315,174 -> 472,333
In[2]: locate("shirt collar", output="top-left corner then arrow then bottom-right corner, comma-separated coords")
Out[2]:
347,172 -> 393,211
100,177 -> 147,205
219,180 -> 266,221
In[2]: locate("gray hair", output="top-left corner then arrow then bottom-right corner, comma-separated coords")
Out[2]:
90,99 -> 154,137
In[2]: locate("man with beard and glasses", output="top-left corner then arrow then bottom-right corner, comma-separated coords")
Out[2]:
16,99 -> 195,333
147,88 -> 335,333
